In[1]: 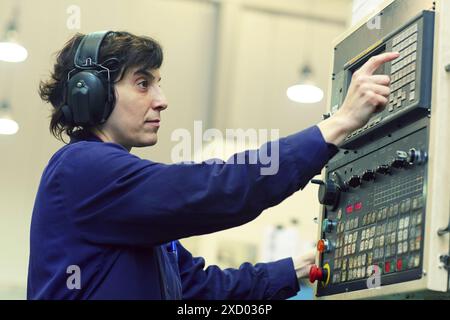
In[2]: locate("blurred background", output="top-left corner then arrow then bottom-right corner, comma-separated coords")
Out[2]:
0,0 -> 382,299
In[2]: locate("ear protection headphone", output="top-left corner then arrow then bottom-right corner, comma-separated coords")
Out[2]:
61,31 -> 117,126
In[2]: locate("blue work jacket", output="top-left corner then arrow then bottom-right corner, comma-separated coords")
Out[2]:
27,125 -> 338,299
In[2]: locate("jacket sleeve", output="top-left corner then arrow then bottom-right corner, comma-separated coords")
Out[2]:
177,241 -> 299,300
58,125 -> 338,247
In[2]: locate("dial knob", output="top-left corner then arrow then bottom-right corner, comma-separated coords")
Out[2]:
309,265 -> 329,284
322,219 -> 337,233
361,170 -> 376,182
391,150 -> 409,169
376,165 -> 391,175
317,239 -> 333,253
347,175 -> 362,188
408,148 -> 427,165
311,179 -> 340,209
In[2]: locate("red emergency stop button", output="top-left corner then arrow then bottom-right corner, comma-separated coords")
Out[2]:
309,265 -> 327,283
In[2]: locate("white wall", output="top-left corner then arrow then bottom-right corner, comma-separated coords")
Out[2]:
0,0 -> 351,299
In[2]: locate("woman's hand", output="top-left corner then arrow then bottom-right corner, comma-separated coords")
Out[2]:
317,52 -> 400,146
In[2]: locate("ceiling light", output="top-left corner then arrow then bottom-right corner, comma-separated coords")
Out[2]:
287,65 -> 324,104
0,6 -> 28,63
287,84 -> 324,104
0,118 -> 19,135
0,41 -> 28,62
0,100 -> 19,135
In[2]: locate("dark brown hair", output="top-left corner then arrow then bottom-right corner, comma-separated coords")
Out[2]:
39,31 -> 163,143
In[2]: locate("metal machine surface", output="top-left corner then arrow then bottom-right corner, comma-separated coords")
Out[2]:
310,0 -> 450,299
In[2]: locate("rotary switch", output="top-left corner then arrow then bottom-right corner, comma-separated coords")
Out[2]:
347,175 -> 362,188
311,179 -> 340,210
361,170 -> 376,182
408,148 -> 427,165
322,219 -> 337,233
376,165 -> 391,175
391,150 -> 409,169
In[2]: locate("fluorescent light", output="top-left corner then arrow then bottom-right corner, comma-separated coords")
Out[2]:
0,118 -> 19,135
287,84 -> 324,104
0,42 -> 28,62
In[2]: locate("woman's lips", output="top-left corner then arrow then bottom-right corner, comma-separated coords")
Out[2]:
145,120 -> 160,128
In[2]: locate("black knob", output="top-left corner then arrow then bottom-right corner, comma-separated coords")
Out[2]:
331,171 -> 348,191
361,170 -> 376,181
347,175 -> 362,188
322,219 -> 337,233
391,150 -> 409,169
408,148 -> 427,165
311,179 -> 340,209
376,165 -> 391,175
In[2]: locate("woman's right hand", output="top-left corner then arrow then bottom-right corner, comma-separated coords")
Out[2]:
318,52 -> 400,146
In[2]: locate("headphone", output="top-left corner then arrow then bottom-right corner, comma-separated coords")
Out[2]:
61,31 -> 117,126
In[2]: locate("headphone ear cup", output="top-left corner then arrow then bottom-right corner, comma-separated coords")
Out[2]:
61,105 -> 73,125
67,71 -> 109,126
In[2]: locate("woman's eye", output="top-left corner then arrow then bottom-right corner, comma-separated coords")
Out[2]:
137,80 -> 149,89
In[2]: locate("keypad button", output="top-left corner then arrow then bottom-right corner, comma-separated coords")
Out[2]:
410,227 -> 416,238
403,241 -> 408,253
416,226 -> 422,238
415,237 -> 421,250
405,199 -> 411,213
409,239 -> 415,251
416,213 -> 422,225
386,245 -> 391,257
414,254 -> 420,268
393,204 -> 399,216
374,248 -> 379,259
400,201 -> 406,214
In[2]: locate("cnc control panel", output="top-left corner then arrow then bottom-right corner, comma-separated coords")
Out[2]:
308,1 -> 448,298
331,11 -> 434,149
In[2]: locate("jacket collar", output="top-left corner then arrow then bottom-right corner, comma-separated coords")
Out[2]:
69,130 -> 103,144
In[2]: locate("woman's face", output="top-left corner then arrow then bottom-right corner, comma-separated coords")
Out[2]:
98,67 -> 168,151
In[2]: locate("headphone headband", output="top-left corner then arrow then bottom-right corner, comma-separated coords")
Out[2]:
74,31 -> 113,68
